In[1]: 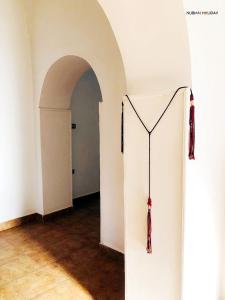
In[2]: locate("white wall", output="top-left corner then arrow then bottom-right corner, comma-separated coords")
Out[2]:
124,91 -> 186,300
183,1 -> 225,299
40,109 -> 72,214
71,69 -> 101,199
0,0 -> 36,223
97,1 -> 191,299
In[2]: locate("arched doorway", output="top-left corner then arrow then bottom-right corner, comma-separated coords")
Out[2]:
39,56 -> 91,214
40,57 -> 102,215
38,55 -> 124,298
38,54 -> 125,255
39,55 -> 104,219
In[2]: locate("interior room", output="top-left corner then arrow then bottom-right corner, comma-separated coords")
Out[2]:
0,1 -> 224,299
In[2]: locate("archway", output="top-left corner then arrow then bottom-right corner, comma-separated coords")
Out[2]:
39,56 -> 91,214
39,54 -> 105,220
33,0 -> 127,255
39,55 -> 124,295
38,55 -> 124,297
39,52 -> 126,244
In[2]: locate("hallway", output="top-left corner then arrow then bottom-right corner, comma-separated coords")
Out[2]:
0,198 -> 124,300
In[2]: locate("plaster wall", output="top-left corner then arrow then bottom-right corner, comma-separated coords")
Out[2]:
183,1 -> 225,299
97,1 -> 191,299
71,69 -> 101,199
40,109 -> 72,214
124,91 -> 186,300
0,0 -> 36,222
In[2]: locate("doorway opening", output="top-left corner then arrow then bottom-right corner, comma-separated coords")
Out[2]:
39,55 -> 124,299
71,69 -> 102,209
39,55 -> 125,254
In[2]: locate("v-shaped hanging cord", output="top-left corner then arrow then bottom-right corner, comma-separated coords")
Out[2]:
124,86 -> 195,254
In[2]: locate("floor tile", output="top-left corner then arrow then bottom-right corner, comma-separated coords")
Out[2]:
0,199 -> 124,300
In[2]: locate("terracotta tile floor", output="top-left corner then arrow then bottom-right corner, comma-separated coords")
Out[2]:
0,199 -> 124,300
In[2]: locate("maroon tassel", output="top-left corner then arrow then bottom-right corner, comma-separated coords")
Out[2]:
147,197 -> 152,254
189,90 -> 195,160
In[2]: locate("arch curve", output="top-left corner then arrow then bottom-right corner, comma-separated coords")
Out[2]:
39,55 -> 103,110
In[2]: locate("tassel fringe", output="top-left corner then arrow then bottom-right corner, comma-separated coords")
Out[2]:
121,102 -> 124,153
147,197 -> 152,254
189,90 -> 195,160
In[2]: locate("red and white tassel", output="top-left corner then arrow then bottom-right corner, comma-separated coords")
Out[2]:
147,197 -> 152,254
189,90 -> 195,160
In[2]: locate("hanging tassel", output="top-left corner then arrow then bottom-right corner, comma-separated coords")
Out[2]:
189,90 -> 195,160
121,102 -> 124,153
147,197 -> 152,254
